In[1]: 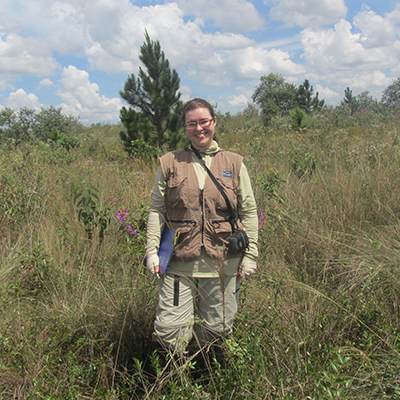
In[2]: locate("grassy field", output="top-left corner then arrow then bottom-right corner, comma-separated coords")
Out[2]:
1,113 -> 400,399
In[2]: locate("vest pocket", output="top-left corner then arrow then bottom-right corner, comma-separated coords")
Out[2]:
166,176 -> 188,209
210,220 -> 232,247
169,220 -> 197,256
215,178 -> 237,212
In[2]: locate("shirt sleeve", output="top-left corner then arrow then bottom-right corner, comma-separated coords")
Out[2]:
145,166 -> 166,268
237,162 -> 259,272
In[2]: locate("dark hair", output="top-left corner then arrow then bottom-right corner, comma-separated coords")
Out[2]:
182,98 -> 215,124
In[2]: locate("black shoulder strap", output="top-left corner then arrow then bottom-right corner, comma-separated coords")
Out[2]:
191,146 -> 238,230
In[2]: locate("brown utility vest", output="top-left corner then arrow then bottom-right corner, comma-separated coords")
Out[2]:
160,147 -> 244,262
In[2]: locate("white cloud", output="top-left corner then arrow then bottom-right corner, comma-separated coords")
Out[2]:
179,85 -> 194,104
86,3 -> 194,73
338,70 -> 392,92
210,32 -> 255,50
56,65 -> 123,124
85,42 -> 138,74
174,0 -> 264,32
301,19 -> 398,74
266,0 -> 347,27
354,9 -> 398,48
6,88 -> 42,110
315,84 -> 339,101
227,93 -> 249,108
227,46 -> 305,81
0,34 -> 59,77
387,2 -> 400,25
83,1 -> 257,82
0,0 -> 291,92
0,0 -> 91,55
0,11 -> 21,33
39,78 -> 54,88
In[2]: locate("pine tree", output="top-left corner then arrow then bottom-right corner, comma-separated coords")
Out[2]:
343,87 -> 358,115
295,79 -> 325,113
119,31 -> 183,154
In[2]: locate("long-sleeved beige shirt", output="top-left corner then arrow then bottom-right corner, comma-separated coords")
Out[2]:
146,141 -> 258,277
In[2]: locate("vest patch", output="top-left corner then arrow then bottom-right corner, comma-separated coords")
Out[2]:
222,170 -> 233,178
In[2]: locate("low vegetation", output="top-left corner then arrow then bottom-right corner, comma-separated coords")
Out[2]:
1,107 -> 400,399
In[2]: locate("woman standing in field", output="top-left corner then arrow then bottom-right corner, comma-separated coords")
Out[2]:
146,98 -> 258,357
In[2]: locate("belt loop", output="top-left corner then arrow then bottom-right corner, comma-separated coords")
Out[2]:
173,275 -> 180,306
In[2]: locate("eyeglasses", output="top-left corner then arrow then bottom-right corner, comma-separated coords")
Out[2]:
184,118 -> 214,130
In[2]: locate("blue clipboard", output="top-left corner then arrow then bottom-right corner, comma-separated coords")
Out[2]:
158,226 -> 180,274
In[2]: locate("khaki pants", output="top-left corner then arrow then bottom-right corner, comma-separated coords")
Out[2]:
153,274 -> 240,353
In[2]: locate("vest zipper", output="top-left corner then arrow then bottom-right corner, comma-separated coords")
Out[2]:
199,188 -> 204,246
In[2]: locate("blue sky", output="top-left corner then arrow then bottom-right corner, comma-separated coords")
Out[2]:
1,0 -> 400,124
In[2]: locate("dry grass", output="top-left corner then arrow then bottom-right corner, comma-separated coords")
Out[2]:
1,119 -> 400,398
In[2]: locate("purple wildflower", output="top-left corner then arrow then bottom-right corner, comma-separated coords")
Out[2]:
258,211 -> 267,230
115,209 -> 129,223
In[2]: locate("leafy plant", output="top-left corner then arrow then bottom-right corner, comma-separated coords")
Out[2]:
11,243 -> 52,295
73,182 -> 111,242
256,168 -> 285,202
125,138 -> 158,160
48,127 -> 80,152
290,146 -> 317,178
290,106 -> 308,131
317,348 -> 353,399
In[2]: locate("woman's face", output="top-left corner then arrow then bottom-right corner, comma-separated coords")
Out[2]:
184,107 -> 217,151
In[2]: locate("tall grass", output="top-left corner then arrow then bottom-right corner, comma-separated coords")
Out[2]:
1,118 -> 400,398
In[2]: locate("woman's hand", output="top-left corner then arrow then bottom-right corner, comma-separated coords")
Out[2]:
238,257 -> 257,278
146,253 -> 160,276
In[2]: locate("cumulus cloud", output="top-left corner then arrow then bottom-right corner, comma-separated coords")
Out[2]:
0,11 -> 21,33
338,70 -> 392,92
315,84 -> 339,101
86,3 -> 194,73
210,32 -> 255,50
83,1 -> 257,81
301,19 -> 398,74
56,66 -> 123,124
227,46 -> 305,80
39,78 -> 54,88
0,0 -> 91,54
0,34 -> 59,77
266,0 -> 347,27
6,88 -> 42,110
174,0 -> 264,32
227,93 -> 249,108
354,9 -> 399,48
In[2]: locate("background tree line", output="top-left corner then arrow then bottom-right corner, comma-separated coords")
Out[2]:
0,105 -> 81,150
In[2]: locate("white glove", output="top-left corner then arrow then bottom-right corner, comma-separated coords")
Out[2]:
146,252 -> 159,275
238,256 -> 257,278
